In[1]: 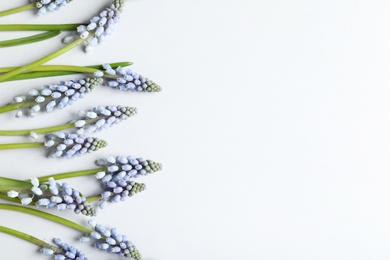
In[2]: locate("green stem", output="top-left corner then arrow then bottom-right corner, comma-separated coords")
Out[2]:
0,176 -> 31,188
0,62 -> 132,74
0,115 -> 108,136
0,31 -> 61,48
0,204 -> 91,233
0,193 -> 20,203
0,99 -> 38,114
0,23 -> 80,31
86,195 -> 101,203
37,168 -> 104,182
0,142 -> 45,150
0,225 -> 59,252
0,61 -> 132,82
0,3 -> 36,17
0,37 -> 86,82
0,123 -> 76,136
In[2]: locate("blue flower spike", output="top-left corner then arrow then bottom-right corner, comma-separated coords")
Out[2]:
77,0 -> 125,52
8,177 -> 96,216
44,132 -> 107,159
103,64 -> 162,92
86,220 -> 141,260
96,155 -> 162,180
13,77 -> 103,118
52,237 -> 88,260
75,105 -> 137,134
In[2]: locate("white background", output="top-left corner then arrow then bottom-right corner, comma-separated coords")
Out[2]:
1,0 -> 390,259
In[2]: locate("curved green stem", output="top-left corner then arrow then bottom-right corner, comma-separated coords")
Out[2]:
0,225 -> 59,252
0,37 -> 86,82
0,31 -> 61,48
37,168 -> 104,182
0,23 -> 80,31
0,3 -> 36,17
0,204 -> 91,233
0,142 -> 45,150
0,62 -> 132,74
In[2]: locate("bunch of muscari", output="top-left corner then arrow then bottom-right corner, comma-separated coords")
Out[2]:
41,237 -> 88,260
8,177 -> 96,216
31,0 -> 74,16
63,0 -> 125,52
14,77 -> 102,118
44,132 -> 107,159
96,155 -> 162,208
103,63 -> 162,92
81,220 -> 141,260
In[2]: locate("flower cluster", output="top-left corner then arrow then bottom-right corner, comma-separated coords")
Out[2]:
96,155 -> 163,180
14,77 -> 102,118
52,237 -> 88,260
100,180 -> 146,207
8,177 -> 95,216
74,0 -> 124,52
44,132 -> 107,159
75,105 -> 137,134
85,220 -> 141,260
103,64 -> 162,92
32,0 -> 74,16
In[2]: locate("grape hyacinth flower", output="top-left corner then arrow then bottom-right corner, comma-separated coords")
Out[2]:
8,177 -> 96,216
96,155 -> 163,180
51,237 -> 88,260
85,220 -> 141,260
4,77 -> 102,118
76,105 -> 137,134
99,180 -> 145,208
103,64 -> 162,92
32,0 -> 74,16
0,105 -> 137,137
77,0 -> 125,52
0,132 -> 107,159
45,132 -> 107,159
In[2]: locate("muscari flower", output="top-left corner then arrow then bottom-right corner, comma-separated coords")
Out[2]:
82,220 -> 141,260
13,77 -> 102,118
96,155 -> 163,181
31,0 -> 74,16
44,132 -> 107,159
75,105 -> 137,134
62,0 -> 125,52
103,64 -> 162,92
9,177 -> 96,216
51,237 -> 88,260
95,155 -> 161,209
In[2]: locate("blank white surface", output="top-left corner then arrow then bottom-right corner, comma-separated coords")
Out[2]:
1,0 -> 390,259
